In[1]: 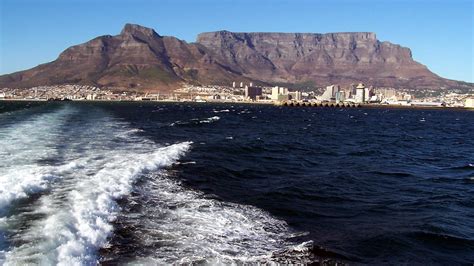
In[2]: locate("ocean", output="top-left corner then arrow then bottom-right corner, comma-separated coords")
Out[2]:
0,101 -> 473,264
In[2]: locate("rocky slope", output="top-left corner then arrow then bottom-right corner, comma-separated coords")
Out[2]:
0,24 -> 249,91
0,24 -> 469,91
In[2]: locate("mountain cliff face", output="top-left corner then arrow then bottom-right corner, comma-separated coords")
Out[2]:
196,31 -> 453,88
0,24 -> 468,91
0,24 -> 248,90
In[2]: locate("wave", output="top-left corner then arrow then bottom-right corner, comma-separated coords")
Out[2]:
170,116 -> 220,126
446,163 -> 474,170
2,105 -> 311,264
0,106 -> 75,213
1,106 -> 193,265
54,142 -> 191,265
213,109 -> 230,113
102,171 -> 312,264
200,116 -> 220,123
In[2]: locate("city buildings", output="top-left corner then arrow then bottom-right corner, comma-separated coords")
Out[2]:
288,91 -> 302,101
355,83 -> 366,103
321,85 -> 340,101
244,86 -> 263,100
335,91 -> 346,103
465,97 -> 474,108
271,86 -> 289,100
1,81 -> 472,108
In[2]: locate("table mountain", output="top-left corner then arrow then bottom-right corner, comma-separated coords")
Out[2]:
0,23 -> 469,91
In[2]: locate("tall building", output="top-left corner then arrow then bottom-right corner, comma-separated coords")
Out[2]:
465,97 -> 474,108
239,82 -> 244,88
245,86 -> 263,100
335,91 -> 346,103
232,81 -> 236,88
288,91 -> 302,101
271,86 -> 288,100
355,83 -> 366,103
364,87 -> 373,102
321,85 -> 340,101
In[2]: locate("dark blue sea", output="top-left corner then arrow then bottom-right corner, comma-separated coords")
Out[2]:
0,101 -> 473,264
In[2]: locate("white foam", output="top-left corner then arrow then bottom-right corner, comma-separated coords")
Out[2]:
213,109 -> 230,113
0,106 -> 75,213
200,116 -> 220,123
114,172 -> 311,264
2,106 -> 309,264
3,108 -> 192,265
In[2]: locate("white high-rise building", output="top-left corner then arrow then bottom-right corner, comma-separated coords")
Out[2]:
271,86 -> 289,100
355,83 -> 366,103
321,85 -> 340,101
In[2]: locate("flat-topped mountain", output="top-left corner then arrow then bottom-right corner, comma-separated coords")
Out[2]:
0,23 -> 470,91
197,31 -> 448,88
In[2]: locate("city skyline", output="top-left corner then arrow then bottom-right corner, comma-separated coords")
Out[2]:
0,0 -> 472,82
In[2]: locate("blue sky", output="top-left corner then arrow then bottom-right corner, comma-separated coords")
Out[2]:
0,0 -> 473,82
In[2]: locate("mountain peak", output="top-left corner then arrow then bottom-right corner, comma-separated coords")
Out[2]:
0,25 -> 466,91
120,23 -> 160,38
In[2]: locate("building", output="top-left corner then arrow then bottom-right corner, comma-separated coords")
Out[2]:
378,88 -> 397,100
355,83 -> 366,103
232,81 -> 236,88
364,87 -> 373,102
288,91 -> 302,101
335,91 -> 346,103
277,94 -> 290,101
271,86 -> 289,100
321,85 -> 340,101
245,86 -> 263,100
465,97 -> 474,108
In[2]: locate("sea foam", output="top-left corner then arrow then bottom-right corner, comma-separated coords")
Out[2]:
2,107 -> 192,265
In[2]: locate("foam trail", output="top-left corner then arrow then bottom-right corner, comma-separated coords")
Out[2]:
106,172 -> 312,264
3,108 -> 192,265
56,142 -> 191,265
0,106 -> 74,212
2,106 -> 309,264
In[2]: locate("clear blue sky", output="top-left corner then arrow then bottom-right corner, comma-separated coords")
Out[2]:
0,0 -> 473,82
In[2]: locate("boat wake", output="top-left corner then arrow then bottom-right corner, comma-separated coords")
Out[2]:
0,104 -> 309,264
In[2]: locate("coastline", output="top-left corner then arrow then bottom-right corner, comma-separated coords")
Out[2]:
1,98 -> 473,110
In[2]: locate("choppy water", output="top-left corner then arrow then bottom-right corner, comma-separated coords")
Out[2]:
0,101 -> 473,264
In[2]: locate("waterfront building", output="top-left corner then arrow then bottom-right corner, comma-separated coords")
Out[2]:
271,86 -> 289,100
378,88 -> 397,99
245,86 -> 263,100
465,97 -> 474,108
321,85 -> 340,101
335,91 -> 346,103
277,94 -> 289,101
288,91 -> 302,101
364,87 -> 372,102
355,83 -> 366,103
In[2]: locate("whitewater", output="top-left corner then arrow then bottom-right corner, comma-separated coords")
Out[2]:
0,104 -> 309,264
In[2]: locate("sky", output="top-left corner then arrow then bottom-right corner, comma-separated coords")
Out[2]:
0,0 -> 473,82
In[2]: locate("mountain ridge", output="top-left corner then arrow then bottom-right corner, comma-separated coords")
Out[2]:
0,23 -> 470,91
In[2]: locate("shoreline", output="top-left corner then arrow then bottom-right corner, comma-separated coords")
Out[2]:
0,99 -> 472,110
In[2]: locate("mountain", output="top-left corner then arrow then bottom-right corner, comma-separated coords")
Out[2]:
0,24 -> 250,91
0,23 -> 470,91
197,31 -> 462,89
